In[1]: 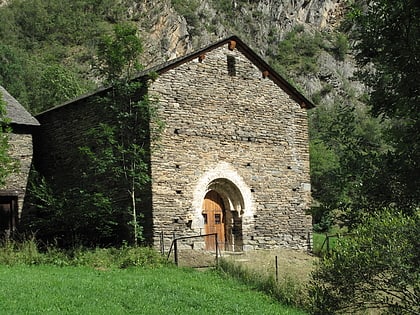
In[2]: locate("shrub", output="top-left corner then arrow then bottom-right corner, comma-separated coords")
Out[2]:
0,237 -> 43,265
309,209 -> 420,314
0,237 -> 168,269
332,33 -> 348,61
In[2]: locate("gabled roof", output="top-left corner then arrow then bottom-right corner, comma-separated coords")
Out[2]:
149,35 -> 315,109
37,35 -> 314,117
0,86 -> 40,126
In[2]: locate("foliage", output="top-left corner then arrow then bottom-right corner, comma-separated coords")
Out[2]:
171,0 -> 201,35
308,102 -> 387,229
0,43 -> 90,114
350,0 -> 420,214
218,259 -> 309,310
310,210 -> 420,314
0,93 -> 17,188
34,64 -> 88,113
95,23 -> 144,83
308,0 -> 419,229
78,23 -> 162,246
0,237 -> 167,268
23,171 -> 121,247
0,0 -> 125,112
21,23 -> 162,247
331,33 -> 349,61
0,44 -> 32,107
272,26 -> 324,79
0,0 -> 127,49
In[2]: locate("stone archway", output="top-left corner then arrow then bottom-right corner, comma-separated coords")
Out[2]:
192,162 -> 254,252
204,178 -> 245,251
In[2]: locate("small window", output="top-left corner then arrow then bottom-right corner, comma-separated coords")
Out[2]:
215,214 -> 221,224
227,56 -> 236,76
203,214 -> 208,225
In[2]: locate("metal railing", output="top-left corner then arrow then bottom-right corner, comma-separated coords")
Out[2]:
166,233 -> 219,267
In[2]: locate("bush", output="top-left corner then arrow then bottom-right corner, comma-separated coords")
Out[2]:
0,237 -> 168,269
309,209 -> 420,314
274,27 -> 325,77
0,237 -> 43,265
332,33 -> 348,61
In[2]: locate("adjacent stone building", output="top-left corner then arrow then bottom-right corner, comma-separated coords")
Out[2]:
0,86 -> 39,237
34,36 -> 313,251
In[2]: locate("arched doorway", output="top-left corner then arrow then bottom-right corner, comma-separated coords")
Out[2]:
202,190 -> 225,250
201,186 -> 243,251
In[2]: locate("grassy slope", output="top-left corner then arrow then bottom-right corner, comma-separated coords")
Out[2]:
0,265 -> 306,315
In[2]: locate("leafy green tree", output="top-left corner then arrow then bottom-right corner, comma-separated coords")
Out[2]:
79,23 -> 162,246
310,209 -> 420,314
32,64 -> 87,113
95,23 -> 144,83
0,0 -> 125,113
309,0 -> 419,228
308,101 -> 387,230
310,4 -> 420,313
351,0 -> 420,213
24,172 -> 120,247
0,44 -> 35,108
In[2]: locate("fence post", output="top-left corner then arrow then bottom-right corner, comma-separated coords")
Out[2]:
307,231 -> 312,252
326,234 -> 330,255
215,233 -> 219,266
275,255 -> 279,282
160,231 -> 164,255
174,239 -> 178,266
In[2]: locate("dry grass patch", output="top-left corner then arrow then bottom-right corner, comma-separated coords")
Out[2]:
222,248 -> 317,284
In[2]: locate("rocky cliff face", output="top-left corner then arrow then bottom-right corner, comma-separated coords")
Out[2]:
135,0 -> 346,65
131,0 -> 356,103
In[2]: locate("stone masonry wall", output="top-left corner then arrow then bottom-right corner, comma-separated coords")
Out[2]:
150,44 -> 312,250
34,91 -> 155,243
34,42 -> 312,250
4,132 -> 34,215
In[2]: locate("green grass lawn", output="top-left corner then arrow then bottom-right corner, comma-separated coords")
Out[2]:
0,265 -> 307,315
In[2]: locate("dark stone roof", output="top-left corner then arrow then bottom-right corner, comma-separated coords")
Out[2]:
0,86 -> 40,126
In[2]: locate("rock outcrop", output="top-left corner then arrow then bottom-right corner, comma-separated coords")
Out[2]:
135,0 -> 346,65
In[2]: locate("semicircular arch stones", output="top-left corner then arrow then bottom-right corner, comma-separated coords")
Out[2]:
191,162 -> 254,232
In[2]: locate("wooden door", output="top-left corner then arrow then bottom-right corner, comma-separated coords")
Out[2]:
0,196 -> 17,237
202,190 -> 225,250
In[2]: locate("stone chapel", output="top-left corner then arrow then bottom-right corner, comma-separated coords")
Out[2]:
34,36 -> 313,251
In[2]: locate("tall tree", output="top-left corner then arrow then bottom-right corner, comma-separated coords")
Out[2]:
79,23 -> 162,246
309,101 -> 386,229
310,3 -> 420,313
352,0 -> 420,212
